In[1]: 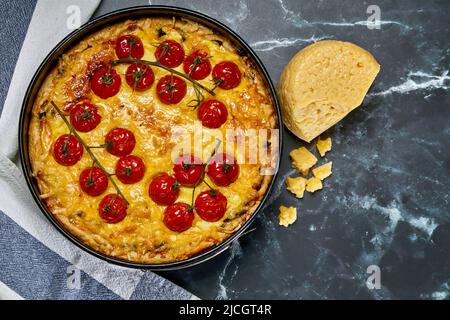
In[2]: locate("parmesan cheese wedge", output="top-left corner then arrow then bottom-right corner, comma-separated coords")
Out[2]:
278,40 -> 380,142
312,162 -> 332,180
278,206 -> 297,227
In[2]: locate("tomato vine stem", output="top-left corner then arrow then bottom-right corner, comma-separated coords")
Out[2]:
190,138 -> 222,202
111,58 -> 216,96
50,101 -> 129,204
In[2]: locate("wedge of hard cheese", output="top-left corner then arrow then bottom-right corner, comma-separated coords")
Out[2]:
277,40 -> 380,142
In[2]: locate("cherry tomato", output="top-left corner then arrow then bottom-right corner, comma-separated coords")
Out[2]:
149,173 -> 180,205
183,51 -> 211,80
163,202 -> 194,232
69,102 -> 101,132
125,63 -> 155,91
173,154 -> 204,187
115,34 -> 144,59
105,128 -> 136,157
53,134 -> 83,166
197,99 -> 228,128
212,61 -> 242,90
79,167 -> 108,196
207,154 -> 239,186
115,155 -> 146,184
91,66 -> 121,99
195,190 -> 227,222
98,194 -> 128,223
154,40 -> 185,68
156,75 -> 187,104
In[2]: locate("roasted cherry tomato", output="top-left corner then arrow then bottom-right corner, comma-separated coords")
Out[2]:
125,63 -> 155,91
154,40 -> 185,68
69,102 -> 101,132
98,194 -> 128,223
115,155 -> 146,184
212,61 -> 242,90
105,128 -> 136,157
53,134 -> 83,166
91,66 -> 121,99
207,153 -> 240,187
115,34 -> 144,59
163,202 -> 194,232
183,51 -> 211,80
79,167 -> 108,196
173,154 -> 204,187
197,99 -> 228,128
156,75 -> 187,104
148,173 -> 180,205
195,190 -> 227,222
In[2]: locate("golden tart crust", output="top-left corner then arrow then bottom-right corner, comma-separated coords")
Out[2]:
28,17 -> 276,264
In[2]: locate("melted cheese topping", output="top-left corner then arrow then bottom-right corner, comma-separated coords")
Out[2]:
28,18 -> 276,263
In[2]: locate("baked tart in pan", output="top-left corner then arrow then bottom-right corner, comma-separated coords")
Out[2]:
27,15 -> 278,264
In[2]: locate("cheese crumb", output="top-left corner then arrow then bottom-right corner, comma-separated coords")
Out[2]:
289,147 -> 318,176
316,137 -> 332,157
306,177 -> 323,193
278,206 -> 297,227
286,176 -> 307,198
312,162 -> 332,180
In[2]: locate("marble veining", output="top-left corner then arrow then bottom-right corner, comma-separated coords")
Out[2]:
91,0 -> 450,299
278,0 -> 412,31
215,241 -> 242,300
370,71 -> 450,96
251,36 -> 329,51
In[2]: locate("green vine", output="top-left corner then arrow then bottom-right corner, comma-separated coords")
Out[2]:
50,101 -> 129,204
188,138 -> 222,208
111,57 -> 220,108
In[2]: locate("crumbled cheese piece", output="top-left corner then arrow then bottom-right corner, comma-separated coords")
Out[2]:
278,206 -> 297,227
316,137 -> 332,157
306,177 -> 323,193
312,162 -> 332,180
286,176 -> 307,198
289,147 -> 318,176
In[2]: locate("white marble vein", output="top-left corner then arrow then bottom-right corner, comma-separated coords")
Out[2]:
277,0 -> 310,28
222,0 -> 249,26
371,71 -> 450,96
349,193 -> 438,237
421,282 -> 450,300
277,0 -> 411,31
215,241 -> 242,300
251,36 -> 328,51
431,291 -> 450,300
310,20 -> 411,31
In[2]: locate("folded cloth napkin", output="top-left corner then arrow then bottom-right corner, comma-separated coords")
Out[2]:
0,0 -> 195,300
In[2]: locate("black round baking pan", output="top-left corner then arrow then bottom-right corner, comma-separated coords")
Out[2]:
18,5 -> 283,270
